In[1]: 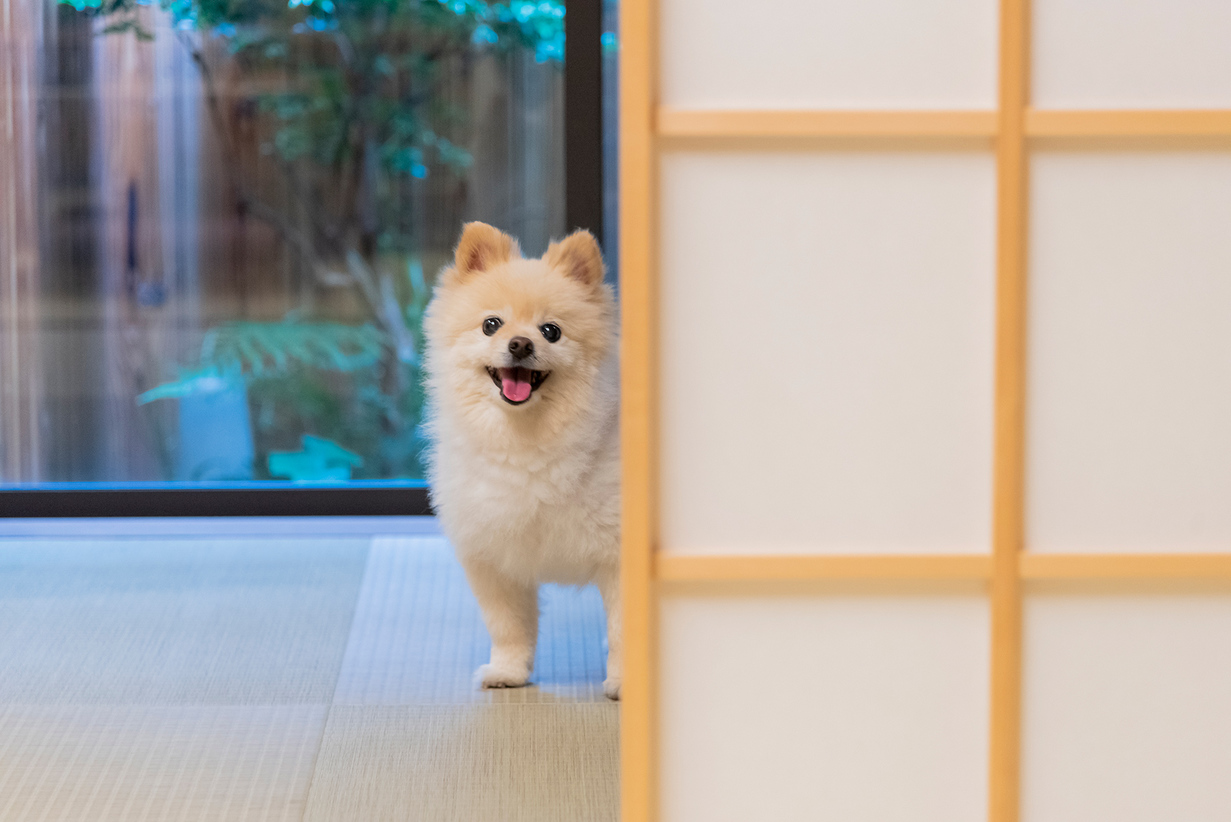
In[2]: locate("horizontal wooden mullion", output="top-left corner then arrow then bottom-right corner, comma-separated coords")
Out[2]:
653,552 -> 1231,585
654,108 -> 1231,141
656,108 -> 999,140
1026,109 -> 1231,138
1020,553 -> 1231,580
656,553 -> 993,583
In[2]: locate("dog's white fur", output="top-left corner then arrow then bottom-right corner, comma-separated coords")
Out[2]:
423,222 -> 621,700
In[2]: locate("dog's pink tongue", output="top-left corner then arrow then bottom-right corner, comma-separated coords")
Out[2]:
500,368 -> 532,402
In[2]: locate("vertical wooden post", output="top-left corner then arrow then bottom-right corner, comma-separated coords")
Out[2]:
619,0 -> 658,819
0,0 -> 44,483
990,1 -> 1030,821
93,12 -> 167,480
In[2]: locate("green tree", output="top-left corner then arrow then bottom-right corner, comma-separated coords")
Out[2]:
62,0 -> 564,478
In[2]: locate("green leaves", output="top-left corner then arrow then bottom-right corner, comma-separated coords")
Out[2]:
137,365 -> 243,404
267,434 -> 363,481
61,0 -> 563,226
60,0 -> 566,59
382,133 -> 470,179
201,321 -> 385,378
139,321 -> 385,406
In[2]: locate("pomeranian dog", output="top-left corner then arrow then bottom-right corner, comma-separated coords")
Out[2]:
423,222 -> 621,700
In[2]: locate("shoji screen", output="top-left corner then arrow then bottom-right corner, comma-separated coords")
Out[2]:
1022,3 -> 1231,822
620,1 -> 1231,821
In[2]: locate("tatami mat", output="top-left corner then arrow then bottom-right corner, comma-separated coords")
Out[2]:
0,531 -> 617,820
303,704 -> 619,822
0,704 -> 326,822
333,536 -> 610,704
0,538 -> 370,704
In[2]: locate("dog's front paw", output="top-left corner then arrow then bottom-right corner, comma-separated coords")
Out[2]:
603,676 -> 621,701
477,663 -> 530,690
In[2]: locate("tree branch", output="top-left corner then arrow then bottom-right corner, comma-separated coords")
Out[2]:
174,30 -> 389,323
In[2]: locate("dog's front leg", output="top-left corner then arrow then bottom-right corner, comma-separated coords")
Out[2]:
461,557 -> 538,689
597,568 -> 622,700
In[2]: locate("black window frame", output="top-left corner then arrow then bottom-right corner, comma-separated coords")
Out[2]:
0,0 -> 605,519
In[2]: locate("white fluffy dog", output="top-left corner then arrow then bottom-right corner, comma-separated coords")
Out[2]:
423,222 -> 621,700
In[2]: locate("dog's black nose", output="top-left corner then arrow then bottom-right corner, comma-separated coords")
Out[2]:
508,336 -> 534,360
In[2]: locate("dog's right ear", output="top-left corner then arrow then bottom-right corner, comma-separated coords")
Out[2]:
453,222 -> 519,279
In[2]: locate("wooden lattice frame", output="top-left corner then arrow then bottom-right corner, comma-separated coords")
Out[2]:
618,1 -> 1231,820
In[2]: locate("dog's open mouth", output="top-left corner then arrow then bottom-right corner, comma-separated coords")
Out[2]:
487,366 -> 549,405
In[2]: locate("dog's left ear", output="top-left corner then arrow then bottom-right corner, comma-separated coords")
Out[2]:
544,230 -> 605,290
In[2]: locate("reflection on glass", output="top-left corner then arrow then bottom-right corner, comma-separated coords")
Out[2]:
0,0 -> 567,486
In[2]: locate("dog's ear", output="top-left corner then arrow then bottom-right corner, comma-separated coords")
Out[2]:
544,229 -> 605,290
454,222 -> 519,278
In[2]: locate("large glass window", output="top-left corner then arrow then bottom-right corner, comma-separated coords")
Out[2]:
1,0 -> 610,491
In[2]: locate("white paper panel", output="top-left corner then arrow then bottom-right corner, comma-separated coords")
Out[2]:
660,595 -> 989,822
1024,595 -> 1231,822
1033,0 -> 1231,108
660,0 -> 998,110
1027,154 -> 1231,553
660,152 -> 995,555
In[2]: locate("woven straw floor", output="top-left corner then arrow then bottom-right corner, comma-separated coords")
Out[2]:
0,533 -> 617,821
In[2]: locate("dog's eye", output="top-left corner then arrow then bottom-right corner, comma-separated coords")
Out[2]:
539,323 -> 561,343
482,317 -> 502,336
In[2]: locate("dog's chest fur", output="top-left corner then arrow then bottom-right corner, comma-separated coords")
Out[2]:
428,395 -> 620,586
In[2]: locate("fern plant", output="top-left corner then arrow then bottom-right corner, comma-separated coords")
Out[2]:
139,321 -> 383,400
